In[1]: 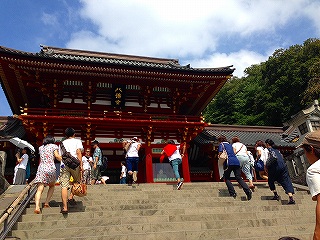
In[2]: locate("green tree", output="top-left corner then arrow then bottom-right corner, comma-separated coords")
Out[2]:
204,38 -> 320,126
302,60 -> 320,103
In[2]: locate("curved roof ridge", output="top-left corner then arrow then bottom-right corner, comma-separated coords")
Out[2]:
40,45 -> 180,65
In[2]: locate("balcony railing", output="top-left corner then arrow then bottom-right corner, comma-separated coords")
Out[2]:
21,108 -> 203,123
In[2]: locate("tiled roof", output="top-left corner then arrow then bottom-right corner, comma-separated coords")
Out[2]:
0,117 -> 25,139
39,46 -> 234,73
0,45 -> 235,74
281,126 -> 300,143
193,124 -> 296,148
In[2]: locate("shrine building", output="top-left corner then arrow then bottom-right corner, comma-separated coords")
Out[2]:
0,45 -> 235,183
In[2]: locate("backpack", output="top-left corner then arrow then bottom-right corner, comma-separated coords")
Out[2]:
266,148 -> 278,168
254,159 -> 265,171
101,156 -> 108,171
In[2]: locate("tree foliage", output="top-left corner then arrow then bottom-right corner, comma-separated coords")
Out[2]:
203,38 -> 320,126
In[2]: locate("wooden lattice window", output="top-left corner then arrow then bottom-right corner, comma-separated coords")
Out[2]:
97,82 -> 112,88
63,80 -> 83,86
153,87 -> 169,92
126,85 -> 140,90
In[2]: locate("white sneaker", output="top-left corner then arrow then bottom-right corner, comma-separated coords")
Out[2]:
177,181 -> 183,190
133,171 -> 138,182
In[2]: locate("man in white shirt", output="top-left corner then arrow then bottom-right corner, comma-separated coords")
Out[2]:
123,137 -> 141,184
59,127 -> 83,214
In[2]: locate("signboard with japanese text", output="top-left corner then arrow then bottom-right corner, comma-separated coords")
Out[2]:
111,84 -> 126,109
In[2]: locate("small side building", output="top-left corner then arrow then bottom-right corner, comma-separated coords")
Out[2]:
281,100 -> 320,185
190,124 -> 296,182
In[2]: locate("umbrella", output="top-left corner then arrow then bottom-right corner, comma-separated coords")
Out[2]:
9,137 -> 35,152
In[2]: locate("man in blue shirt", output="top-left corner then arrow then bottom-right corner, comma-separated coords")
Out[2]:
91,140 -> 106,185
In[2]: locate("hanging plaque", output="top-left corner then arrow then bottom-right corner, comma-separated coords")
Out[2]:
111,84 -> 126,109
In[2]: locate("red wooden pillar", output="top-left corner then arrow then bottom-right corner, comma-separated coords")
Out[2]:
181,153 -> 191,182
145,145 -> 153,183
212,156 -> 220,182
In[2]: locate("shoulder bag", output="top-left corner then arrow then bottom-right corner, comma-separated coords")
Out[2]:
218,143 -> 228,170
235,144 -> 244,155
60,143 -> 80,170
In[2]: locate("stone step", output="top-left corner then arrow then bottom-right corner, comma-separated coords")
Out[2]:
38,188 -> 310,198
20,207 -> 314,223
14,212 -> 315,230
31,193 -> 313,206
6,182 -> 314,240
87,182 -> 308,189
24,198 -> 313,217
10,222 -> 314,240
33,196 -> 310,207
35,234 -> 314,240
44,187 -> 310,200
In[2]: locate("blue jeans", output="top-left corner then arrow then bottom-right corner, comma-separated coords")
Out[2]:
120,177 -> 126,184
126,157 -> 139,172
236,154 -> 253,180
170,158 -> 182,180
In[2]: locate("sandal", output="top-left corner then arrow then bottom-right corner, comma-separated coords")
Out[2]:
60,209 -> 68,214
34,209 -> 41,214
68,198 -> 77,206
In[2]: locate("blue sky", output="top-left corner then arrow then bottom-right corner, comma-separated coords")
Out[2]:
1,0 -> 320,116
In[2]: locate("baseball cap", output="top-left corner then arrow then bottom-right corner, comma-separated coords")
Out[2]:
297,131 -> 320,148
132,137 -> 138,141
91,139 -> 99,145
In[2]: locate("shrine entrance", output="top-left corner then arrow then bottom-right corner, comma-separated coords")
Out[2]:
0,45 -> 234,183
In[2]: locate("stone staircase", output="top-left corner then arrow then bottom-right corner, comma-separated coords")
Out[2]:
6,182 -> 316,240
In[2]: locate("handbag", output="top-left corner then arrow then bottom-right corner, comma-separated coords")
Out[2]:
218,143 -> 228,170
254,159 -> 264,171
60,143 -> 80,170
71,171 -> 87,197
71,182 -> 87,197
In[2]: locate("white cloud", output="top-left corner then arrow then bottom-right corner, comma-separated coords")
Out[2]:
303,2 -> 320,35
41,12 -> 59,26
65,0 -> 320,77
188,50 -> 268,78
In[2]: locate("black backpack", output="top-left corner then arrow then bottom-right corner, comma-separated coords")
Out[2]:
101,156 -> 108,171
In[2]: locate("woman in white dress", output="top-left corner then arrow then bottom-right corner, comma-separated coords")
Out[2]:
34,135 -> 62,214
